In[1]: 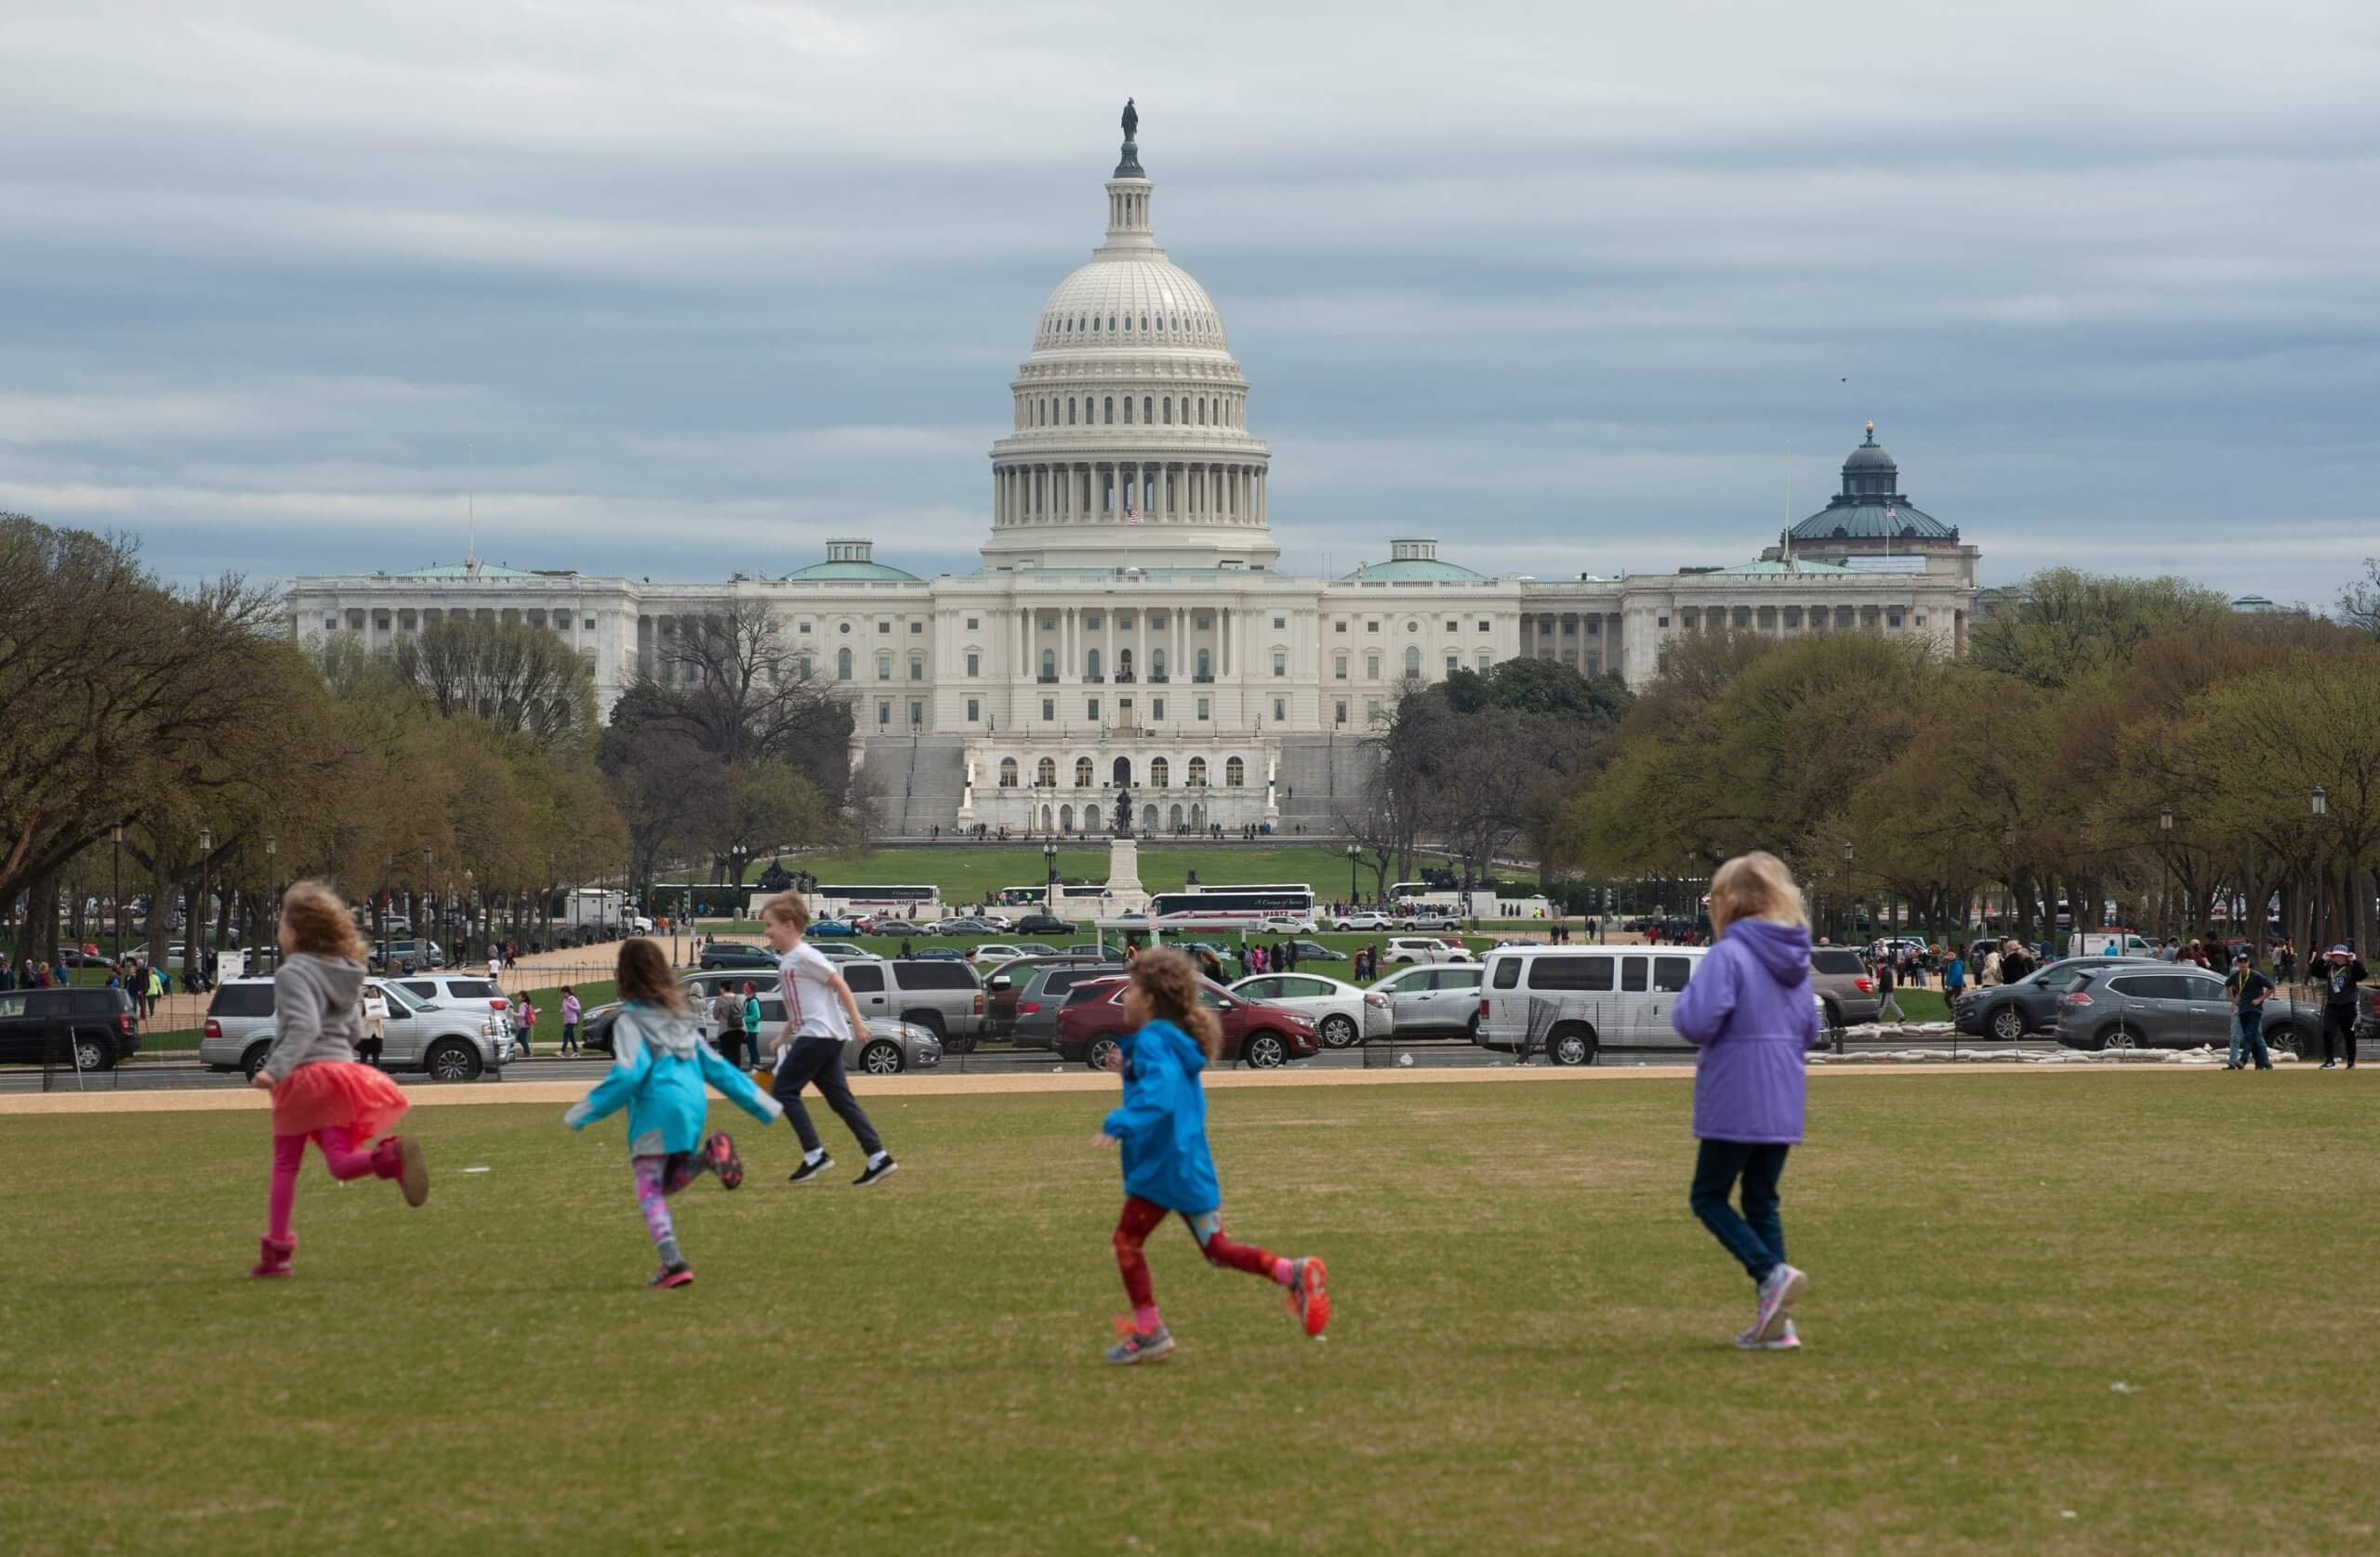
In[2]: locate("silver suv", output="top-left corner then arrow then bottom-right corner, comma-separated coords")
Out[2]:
838,958 -> 985,1042
200,977 -> 509,1080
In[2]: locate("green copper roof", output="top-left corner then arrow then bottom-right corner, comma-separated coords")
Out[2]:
1788,498 -> 1957,543
385,561 -> 542,579
1707,558 -> 1860,576
1342,558 -> 1488,583
783,559 -> 923,583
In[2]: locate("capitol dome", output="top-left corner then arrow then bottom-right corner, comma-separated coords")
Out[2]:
982,110 -> 1276,573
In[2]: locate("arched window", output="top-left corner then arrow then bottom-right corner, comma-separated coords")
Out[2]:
836,647 -> 853,679
1140,314 -> 1148,331
1187,757 -> 1208,787
1197,397 -> 1206,425
1224,757 -> 1245,787
1150,757 -> 1170,788
998,758 -> 1018,788
1162,396 -> 1172,424
1107,314 -> 1116,330
1104,397 -> 1115,424
1366,653 -> 1381,679
1060,804 -> 1075,831
1151,647 -> 1167,680
1036,757 -> 1056,787
1075,757 -> 1093,788
1142,396 -> 1152,424
1123,397 -> 1133,424
1196,648 -> 1210,679
1477,651 -> 1491,671
877,653 -> 892,680
1086,648 -> 1102,680
1114,756 -> 1131,787
1040,648 -> 1055,680
1405,646 -> 1421,679
1067,399 -> 1077,425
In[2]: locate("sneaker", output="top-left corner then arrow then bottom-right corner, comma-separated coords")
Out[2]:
1286,1257 -> 1332,1338
249,1234 -> 296,1279
1104,1322 -> 1176,1365
853,1156 -> 899,1188
1735,1318 -> 1800,1351
391,1136 -> 430,1207
1753,1263 -> 1805,1342
2320,1061 -> 2337,1069
707,1131 -> 744,1191
787,1155 -> 834,1185
647,1263 -> 694,1289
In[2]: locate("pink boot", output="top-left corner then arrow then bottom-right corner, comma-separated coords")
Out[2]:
250,1234 -> 297,1279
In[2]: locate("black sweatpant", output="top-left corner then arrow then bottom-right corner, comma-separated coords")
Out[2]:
771,1035 -> 885,1158
2322,1005 -> 2359,1065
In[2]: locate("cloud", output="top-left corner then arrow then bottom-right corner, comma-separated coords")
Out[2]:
1,0 -> 2375,608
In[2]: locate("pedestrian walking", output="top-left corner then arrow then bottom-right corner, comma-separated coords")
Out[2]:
760,894 -> 898,1186
562,939 -> 779,1288
1671,851 -> 1821,1352
2318,944 -> 2365,1070
1093,948 -> 1331,1365
560,986 -> 582,1055
1977,943 -> 2003,988
2224,952 -> 2273,1070
358,982 -> 389,1068
513,994 -> 536,1058
246,882 -> 430,1279
1943,949 -> 1966,1006
2277,941 -> 2297,986
741,983 -> 762,1066
1873,956 -> 1906,1024
708,985 -> 747,1070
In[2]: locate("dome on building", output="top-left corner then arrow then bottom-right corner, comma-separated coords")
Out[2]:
982,107 -> 1276,574
1342,537 -> 1486,582
784,538 -> 919,583
1785,420 -> 1958,545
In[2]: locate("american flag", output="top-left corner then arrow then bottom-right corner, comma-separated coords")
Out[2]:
1125,503 -> 1141,524
1885,505 -> 1898,522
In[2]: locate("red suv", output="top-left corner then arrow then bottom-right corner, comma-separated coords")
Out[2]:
1054,976 -> 1321,1072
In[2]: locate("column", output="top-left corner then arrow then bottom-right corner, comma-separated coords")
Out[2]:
1173,605 -> 1185,685
1136,611 -> 1148,693
991,468 -> 1002,525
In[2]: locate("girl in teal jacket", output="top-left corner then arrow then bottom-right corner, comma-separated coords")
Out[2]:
1095,949 -> 1333,1364
566,941 -> 782,1287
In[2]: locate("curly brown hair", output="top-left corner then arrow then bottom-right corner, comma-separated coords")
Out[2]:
280,880 -> 365,962
615,937 -> 687,1012
1130,947 -> 1221,1058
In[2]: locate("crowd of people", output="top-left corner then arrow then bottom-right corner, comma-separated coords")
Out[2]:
0,950 -> 209,1006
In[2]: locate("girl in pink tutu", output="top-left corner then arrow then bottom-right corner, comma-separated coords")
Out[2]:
249,881 -> 429,1277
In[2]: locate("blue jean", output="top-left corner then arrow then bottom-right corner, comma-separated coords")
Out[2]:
1690,1139 -> 1792,1285
2229,1009 -> 2270,1068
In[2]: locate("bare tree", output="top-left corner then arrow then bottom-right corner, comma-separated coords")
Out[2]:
647,600 -> 853,794
393,618 -> 596,744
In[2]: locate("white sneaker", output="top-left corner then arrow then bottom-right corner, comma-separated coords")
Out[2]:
1753,1264 -> 1805,1342
1735,1318 -> 1799,1351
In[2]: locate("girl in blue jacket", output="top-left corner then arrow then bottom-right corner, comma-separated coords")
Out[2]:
1094,948 -> 1332,1364
566,940 -> 784,1287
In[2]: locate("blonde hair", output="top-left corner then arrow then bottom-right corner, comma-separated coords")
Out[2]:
1708,851 -> 1806,938
760,892 -> 810,932
1130,947 -> 1222,1058
615,938 -> 686,1012
281,880 -> 365,962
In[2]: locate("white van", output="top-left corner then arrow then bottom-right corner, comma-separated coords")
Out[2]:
1476,944 -> 1711,1065
2069,929 -> 2156,959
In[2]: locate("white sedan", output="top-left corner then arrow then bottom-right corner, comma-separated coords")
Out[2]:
1228,972 -> 1392,1049
1334,912 -> 1395,931
968,943 -> 1028,967
1257,915 -> 1318,934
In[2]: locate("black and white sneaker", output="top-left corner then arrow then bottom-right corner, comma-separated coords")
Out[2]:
853,1156 -> 899,1188
787,1155 -> 834,1185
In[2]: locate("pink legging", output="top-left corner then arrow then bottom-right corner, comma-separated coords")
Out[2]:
268,1128 -> 398,1240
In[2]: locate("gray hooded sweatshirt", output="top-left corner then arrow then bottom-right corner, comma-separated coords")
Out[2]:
264,953 -> 366,1082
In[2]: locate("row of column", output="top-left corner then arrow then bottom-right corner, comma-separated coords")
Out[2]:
1007,603 -> 1246,683
992,461 -> 1267,527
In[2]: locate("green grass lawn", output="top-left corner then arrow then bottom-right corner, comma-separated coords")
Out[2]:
3,1073 -> 2373,1553
735,842 -> 1428,902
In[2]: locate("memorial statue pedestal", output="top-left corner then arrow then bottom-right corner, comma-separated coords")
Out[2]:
1104,838 -> 1150,916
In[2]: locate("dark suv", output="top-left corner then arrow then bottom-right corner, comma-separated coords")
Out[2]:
0,986 -> 142,1071
1012,914 -> 1076,936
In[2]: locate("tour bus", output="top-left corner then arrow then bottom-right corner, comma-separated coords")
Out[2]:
995,886 -> 1047,907
808,883 -> 944,922
1150,886 -> 1316,923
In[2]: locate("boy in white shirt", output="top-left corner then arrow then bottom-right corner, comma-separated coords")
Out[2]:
761,894 -> 897,1186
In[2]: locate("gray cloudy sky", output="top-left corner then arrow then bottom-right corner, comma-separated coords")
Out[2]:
5,1 -> 2375,605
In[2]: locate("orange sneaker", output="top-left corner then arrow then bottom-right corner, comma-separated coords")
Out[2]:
1287,1257 -> 1331,1338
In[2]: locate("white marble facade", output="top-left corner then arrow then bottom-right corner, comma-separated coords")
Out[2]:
287,124 -> 1979,837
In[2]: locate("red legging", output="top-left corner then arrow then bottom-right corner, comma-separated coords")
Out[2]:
1112,1194 -> 1276,1309
268,1128 -> 401,1241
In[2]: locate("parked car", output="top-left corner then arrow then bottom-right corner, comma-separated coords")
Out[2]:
812,942 -> 884,963
1256,915 -> 1319,934
1366,963 -> 1485,1039
1277,939 -> 1345,963
932,917 -> 1002,935
1955,957 -> 2162,1043
1382,935 -> 1471,966
200,977 -> 508,1080
388,974 -> 509,1025
969,943 -> 1028,968
586,978 -> 941,1075
838,958 -> 985,1041
1054,975 -> 1320,1071
866,919 -> 929,936
910,946 -> 966,961
808,919 -> 863,938
1808,946 -> 1882,1030
700,942 -> 781,971
2051,964 -> 2315,1052
1004,961 -> 1126,1049
0,986 -> 141,1071
1228,973 -> 1390,1049
1012,914 -> 1075,936
1474,945 -> 1712,1065
369,937 -> 447,971
980,954 -> 1111,1040
1335,911 -> 1395,931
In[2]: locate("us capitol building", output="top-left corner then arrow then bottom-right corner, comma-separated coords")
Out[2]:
287,108 -> 1980,838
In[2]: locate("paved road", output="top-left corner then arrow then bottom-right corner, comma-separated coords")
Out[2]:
0,1034 -> 2064,1094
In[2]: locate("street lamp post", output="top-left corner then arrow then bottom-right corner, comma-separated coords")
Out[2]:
196,825 -> 212,971
1841,839 -> 1854,945
263,832 -> 278,970
2158,805 -> 2175,942
1043,840 -> 1059,913
1345,843 -> 1359,908
110,825 -> 125,960
2000,824 -> 2016,940
2310,785 -> 2329,975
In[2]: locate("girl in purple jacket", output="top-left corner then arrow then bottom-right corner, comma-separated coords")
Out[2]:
1672,851 -> 1823,1351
